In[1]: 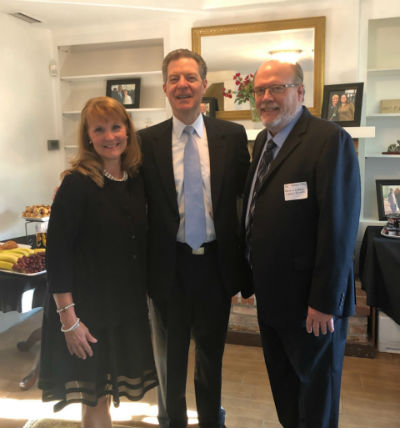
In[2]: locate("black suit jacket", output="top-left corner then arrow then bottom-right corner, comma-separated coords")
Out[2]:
243,107 -> 361,325
139,115 -> 251,299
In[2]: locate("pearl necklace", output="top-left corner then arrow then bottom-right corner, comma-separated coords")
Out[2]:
103,169 -> 128,182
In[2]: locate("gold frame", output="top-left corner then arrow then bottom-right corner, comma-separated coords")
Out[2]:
192,16 -> 325,120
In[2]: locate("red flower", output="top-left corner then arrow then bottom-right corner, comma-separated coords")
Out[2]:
223,72 -> 255,105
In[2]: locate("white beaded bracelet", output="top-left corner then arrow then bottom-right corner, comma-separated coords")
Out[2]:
61,318 -> 80,333
57,302 -> 75,314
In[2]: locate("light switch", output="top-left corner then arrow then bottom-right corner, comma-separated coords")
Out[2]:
47,140 -> 60,150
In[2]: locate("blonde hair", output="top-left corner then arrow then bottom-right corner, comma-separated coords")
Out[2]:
62,96 -> 142,187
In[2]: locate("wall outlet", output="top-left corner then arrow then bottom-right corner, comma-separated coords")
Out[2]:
47,140 -> 60,150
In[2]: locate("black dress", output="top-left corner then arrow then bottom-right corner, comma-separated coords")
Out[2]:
38,171 -> 157,411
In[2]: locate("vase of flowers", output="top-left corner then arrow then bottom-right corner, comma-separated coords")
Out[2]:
223,72 -> 260,122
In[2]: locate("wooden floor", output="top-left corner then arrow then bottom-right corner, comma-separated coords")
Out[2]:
0,310 -> 399,428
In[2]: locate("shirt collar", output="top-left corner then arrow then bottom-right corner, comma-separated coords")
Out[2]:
173,113 -> 204,140
267,106 -> 303,150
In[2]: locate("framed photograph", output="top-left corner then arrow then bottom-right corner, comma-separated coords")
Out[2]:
321,82 -> 364,127
376,179 -> 400,220
201,97 -> 218,118
106,78 -> 141,109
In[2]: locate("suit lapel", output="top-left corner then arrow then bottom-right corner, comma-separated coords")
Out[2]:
151,119 -> 179,213
204,116 -> 227,213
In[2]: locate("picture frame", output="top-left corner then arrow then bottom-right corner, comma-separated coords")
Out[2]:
376,179 -> 400,220
321,82 -> 364,127
106,78 -> 141,109
201,97 -> 218,118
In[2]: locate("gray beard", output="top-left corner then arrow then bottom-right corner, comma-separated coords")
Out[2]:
262,110 -> 295,134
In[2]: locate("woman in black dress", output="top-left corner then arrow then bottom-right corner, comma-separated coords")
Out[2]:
39,96 -> 157,427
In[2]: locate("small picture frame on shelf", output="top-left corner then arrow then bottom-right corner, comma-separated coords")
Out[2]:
379,99 -> 400,114
106,78 -> 141,109
201,97 -> 218,118
376,179 -> 400,220
321,82 -> 364,127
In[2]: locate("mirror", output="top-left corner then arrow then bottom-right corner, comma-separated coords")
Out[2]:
192,17 -> 325,121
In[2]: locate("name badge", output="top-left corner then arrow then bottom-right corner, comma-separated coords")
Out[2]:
284,182 -> 308,201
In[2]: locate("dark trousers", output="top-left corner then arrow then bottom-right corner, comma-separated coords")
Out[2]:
257,313 -> 348,428
149,243 -> 231,428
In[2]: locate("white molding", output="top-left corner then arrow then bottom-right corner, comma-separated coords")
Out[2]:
60,70 -> 162,82
344,126 -> 375,138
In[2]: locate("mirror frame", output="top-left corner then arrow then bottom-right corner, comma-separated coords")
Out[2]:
192,16 -> 325,121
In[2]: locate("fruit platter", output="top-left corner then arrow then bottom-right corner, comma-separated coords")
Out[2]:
0,240 -> 46,276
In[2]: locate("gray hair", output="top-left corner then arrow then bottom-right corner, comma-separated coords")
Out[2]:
162,49 -> 207,83
292,62 -> 304,85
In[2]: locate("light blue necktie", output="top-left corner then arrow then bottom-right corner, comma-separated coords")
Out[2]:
183,125 -> 206,250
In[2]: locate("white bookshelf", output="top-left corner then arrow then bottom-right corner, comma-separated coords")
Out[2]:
57,38 -> 167,166
358,17 -> 400,222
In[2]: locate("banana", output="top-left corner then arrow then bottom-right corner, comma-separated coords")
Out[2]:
0,260 -> 13,270
0,254 -> 20,264
6,248 -> 32,256
33,248 -> 46,253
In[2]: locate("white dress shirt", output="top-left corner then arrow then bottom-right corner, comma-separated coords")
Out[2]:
172,114 -> 216,244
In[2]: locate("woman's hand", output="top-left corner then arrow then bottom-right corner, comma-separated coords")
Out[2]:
53,293 -> 98,359
63,319 -> 98,359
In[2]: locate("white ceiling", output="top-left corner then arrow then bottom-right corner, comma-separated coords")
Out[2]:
0,0 -> 295,29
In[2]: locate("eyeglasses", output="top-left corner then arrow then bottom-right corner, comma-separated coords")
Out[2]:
253,84 -> 298,98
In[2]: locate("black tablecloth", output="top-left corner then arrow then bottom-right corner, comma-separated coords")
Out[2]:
359,226 -> 400,324
0,235 -> 46,313
0,271 -> 46,313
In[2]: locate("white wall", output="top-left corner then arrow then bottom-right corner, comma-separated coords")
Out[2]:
0,14 -> 63,241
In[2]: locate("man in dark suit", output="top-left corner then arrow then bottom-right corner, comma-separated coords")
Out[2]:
111,85 -> 124,104
243,60 -> 360,428
139,49 -> 250,428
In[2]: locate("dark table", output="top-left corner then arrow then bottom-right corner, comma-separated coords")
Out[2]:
0,235 -> 47,390
359,226 -> 400,325
0,271 -> 46,313
0,235 -> 46,313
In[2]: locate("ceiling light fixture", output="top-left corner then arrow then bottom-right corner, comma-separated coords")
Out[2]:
268,49 -> 303,63
269,49 -> 303,55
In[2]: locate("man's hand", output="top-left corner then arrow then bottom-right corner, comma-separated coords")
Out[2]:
306,306 -> 334,336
